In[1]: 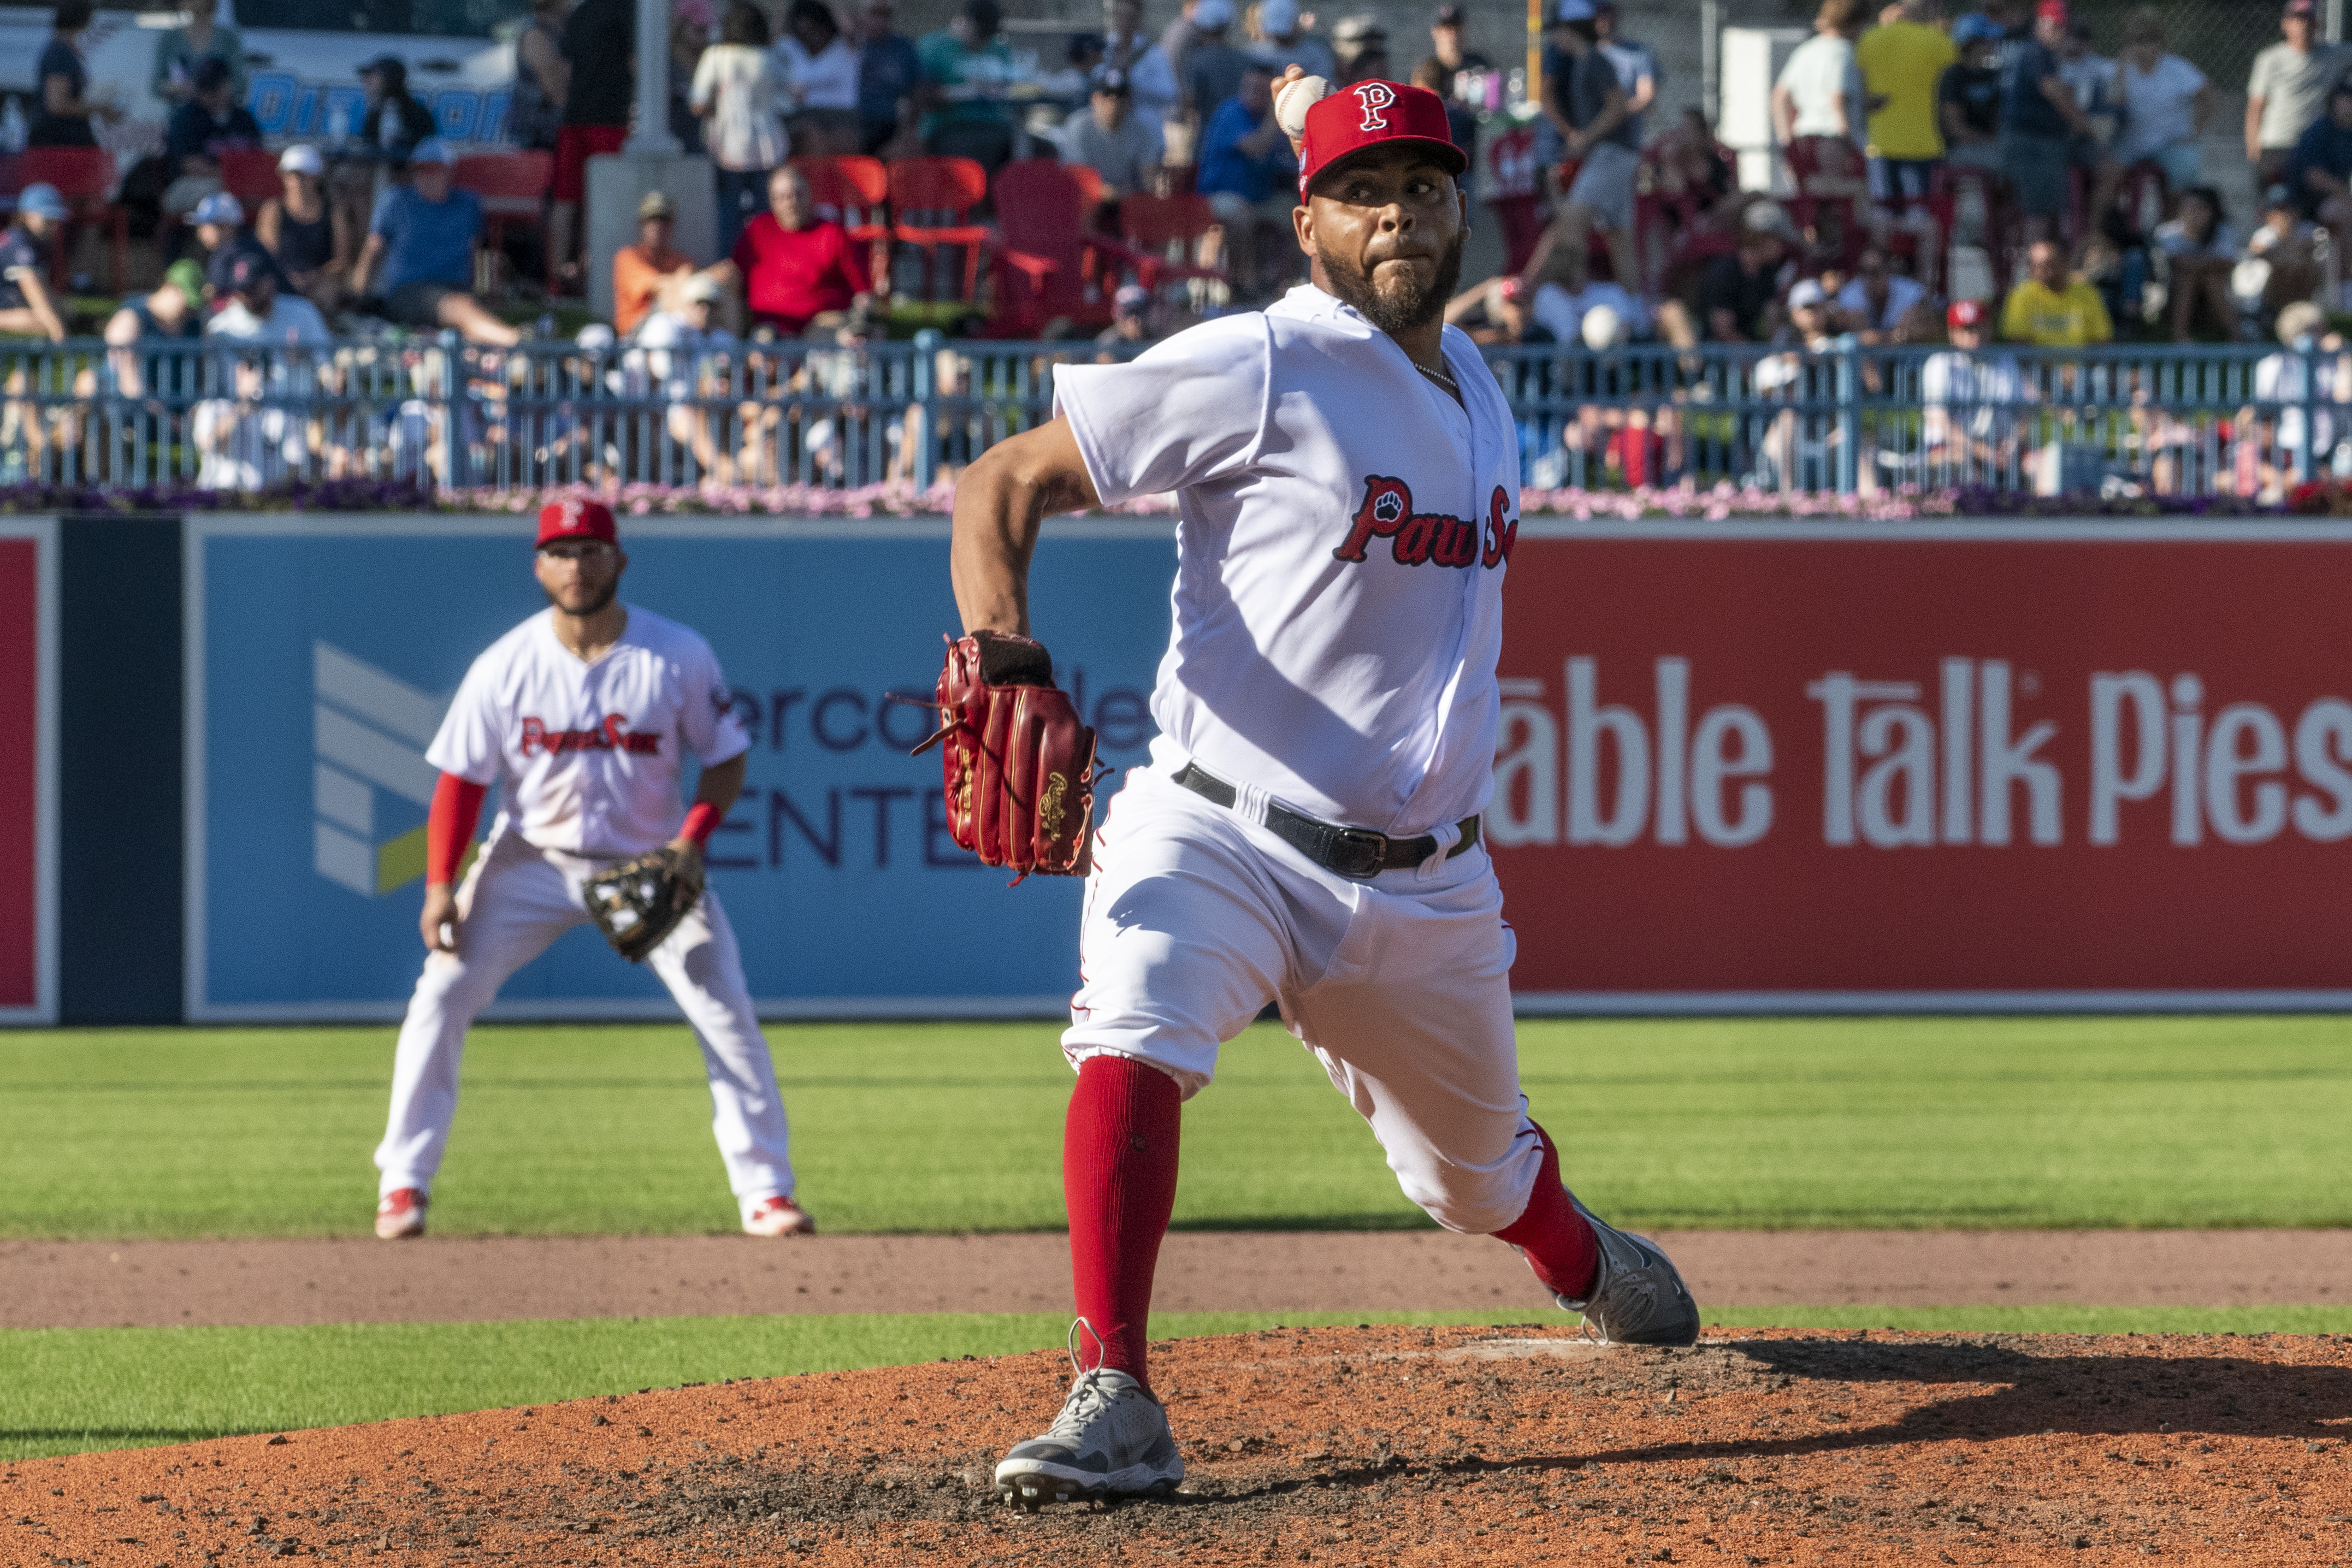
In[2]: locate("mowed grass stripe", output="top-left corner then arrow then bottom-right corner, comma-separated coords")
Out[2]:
0,1311 -> 1515,1462
4,1016 -> 2349,1238
9,1305 -> 2352,1462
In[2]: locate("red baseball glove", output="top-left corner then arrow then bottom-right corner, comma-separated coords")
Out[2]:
913,631 -> 1101,878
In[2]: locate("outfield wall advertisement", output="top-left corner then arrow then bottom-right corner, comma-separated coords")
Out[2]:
187,515 -> 2352,1020
1493,519 -> 2352,1010
184,516 -> 1174,1021
0,519 -> 59,1025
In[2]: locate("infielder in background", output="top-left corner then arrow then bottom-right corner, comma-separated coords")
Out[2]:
944,73 -> 1698,1508
373,499 -> 813,1241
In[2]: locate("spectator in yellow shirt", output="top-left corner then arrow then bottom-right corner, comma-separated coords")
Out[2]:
1856,0 -> 1956,211
2000,238 -> 2113,346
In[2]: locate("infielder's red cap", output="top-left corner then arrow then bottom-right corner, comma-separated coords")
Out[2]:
1947,298 -> 1988,329
536,496 -> 618,547
1298,79 -> 1467,198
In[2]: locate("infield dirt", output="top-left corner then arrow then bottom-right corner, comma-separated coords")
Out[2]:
14,1324 -> 2350,1567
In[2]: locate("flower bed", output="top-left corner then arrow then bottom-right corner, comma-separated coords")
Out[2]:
0,479 -> 2315,519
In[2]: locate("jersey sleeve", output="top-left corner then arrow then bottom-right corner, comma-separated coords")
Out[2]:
677,637 -> 752,767
423,652 -> 507,785
1050,315 -> 1270,504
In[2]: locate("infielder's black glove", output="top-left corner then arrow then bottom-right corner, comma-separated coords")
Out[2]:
583,844 -> 705,962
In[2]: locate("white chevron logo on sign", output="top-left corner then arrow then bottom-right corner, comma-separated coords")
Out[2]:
311,642 -> 452,897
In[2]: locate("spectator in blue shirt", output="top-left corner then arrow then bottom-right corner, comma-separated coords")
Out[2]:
0,185 -> 70,342
2289,80 -> 2352,262
163,57 -> 264,219
31,0 -> 118,149
1995,0 -> 2095,239
856,0 -> 923,154
1196,63 -> 1298,295
350,140 -> 524,346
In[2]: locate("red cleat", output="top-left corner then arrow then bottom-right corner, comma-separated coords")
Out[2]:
375,1187 -> 428,1240
742,1195 -> 816,1236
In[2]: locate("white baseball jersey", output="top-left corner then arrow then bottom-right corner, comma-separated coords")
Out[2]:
426,605 -> 750,860
1051,283 -> 1520,836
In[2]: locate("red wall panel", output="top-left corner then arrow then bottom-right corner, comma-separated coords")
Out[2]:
1492,531 -> 2352,998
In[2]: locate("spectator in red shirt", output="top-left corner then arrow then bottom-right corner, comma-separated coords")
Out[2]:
728,165 -> 873,335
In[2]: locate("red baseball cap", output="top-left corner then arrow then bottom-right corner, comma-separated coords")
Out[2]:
1298,79 -> 1467,198
535,496 -> 618,548
1947,298 -> 1987,329
2036,0 -> 2067,22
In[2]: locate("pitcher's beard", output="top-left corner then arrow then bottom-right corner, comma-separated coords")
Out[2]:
1321,229 -> 1466,335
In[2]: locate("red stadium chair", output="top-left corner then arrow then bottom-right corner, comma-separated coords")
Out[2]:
1484,124 -> 1544,276
984,158 -> 1143,336
216,147 -> 283,212
1783,136 -> 1868,271
15,146 -> 126,292
888,155 -> 992,302
453,151 -> 553,289
790,154 -> 892,292
1930,162 -> 2016,298
2117,158 -> 2170,237
1063,161 -> 1104,211
1117,191 -> 1225,295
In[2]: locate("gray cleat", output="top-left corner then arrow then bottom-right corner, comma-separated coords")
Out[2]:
994,1323 -> 1185,1508
1553,1194 -> 1701,1347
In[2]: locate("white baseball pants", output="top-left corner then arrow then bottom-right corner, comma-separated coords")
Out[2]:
374,830 -> 796,1220
1062,766 -> 1544,1236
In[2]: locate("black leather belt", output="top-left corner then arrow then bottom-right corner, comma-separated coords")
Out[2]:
1172,762 -> 1480,880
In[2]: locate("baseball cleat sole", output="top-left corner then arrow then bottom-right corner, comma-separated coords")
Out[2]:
994,1463 -> 1178,1510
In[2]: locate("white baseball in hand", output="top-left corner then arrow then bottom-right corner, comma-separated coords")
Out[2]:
1275,74 -> 1333,140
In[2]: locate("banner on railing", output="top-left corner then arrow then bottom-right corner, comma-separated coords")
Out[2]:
1,519 -> 60,1025
1491,519 -> 2352,1009
184,516 -> 1175,1021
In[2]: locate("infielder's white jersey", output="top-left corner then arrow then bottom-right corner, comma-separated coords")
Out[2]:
1051,284 -> 1520,837
426,605 -> 751,860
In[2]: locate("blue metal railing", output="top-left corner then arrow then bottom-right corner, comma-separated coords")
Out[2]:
2,335 -> 2341,502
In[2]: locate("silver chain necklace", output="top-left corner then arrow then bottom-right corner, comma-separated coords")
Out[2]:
1414,357 -> 1459,393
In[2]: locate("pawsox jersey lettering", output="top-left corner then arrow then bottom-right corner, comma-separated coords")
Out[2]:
519,715 -> 665,756
1051,285 -> 1519,837
1336,478 -> 1518,569
427,605 -> 751,860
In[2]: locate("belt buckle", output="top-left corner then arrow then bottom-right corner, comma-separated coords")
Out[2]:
1327,827 -> 1388,880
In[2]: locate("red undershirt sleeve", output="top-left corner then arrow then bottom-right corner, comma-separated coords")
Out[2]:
426,773 -> 489,886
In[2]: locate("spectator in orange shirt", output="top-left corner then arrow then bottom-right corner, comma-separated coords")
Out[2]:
612,189 -> 733,338
728,164 -> 873,336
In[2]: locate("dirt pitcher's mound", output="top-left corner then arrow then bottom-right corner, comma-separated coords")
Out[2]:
13,1327 -> 2351,1567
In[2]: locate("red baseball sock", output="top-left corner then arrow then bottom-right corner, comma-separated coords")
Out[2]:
1491,1120 -> 1600,1303
1063,1053 -> 1183,1389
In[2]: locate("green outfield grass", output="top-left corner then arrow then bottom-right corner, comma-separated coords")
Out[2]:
5,1015 -> 2350,1239
7,1305 -> 2349,1463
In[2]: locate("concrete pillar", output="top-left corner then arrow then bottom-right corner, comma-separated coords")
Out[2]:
629,0 -> 681,155
583,0 -> 712,320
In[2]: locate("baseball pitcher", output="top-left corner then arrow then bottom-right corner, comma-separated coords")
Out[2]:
929,73 -> 1699,1508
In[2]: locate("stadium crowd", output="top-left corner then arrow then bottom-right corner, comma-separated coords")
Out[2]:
8,0 -> 2352,498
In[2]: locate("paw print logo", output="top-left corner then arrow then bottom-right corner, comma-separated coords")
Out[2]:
1373,488 -> 1405,523
1354,81 -> 1395,131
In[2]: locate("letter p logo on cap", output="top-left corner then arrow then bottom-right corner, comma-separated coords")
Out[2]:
535,497 -> 619,548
